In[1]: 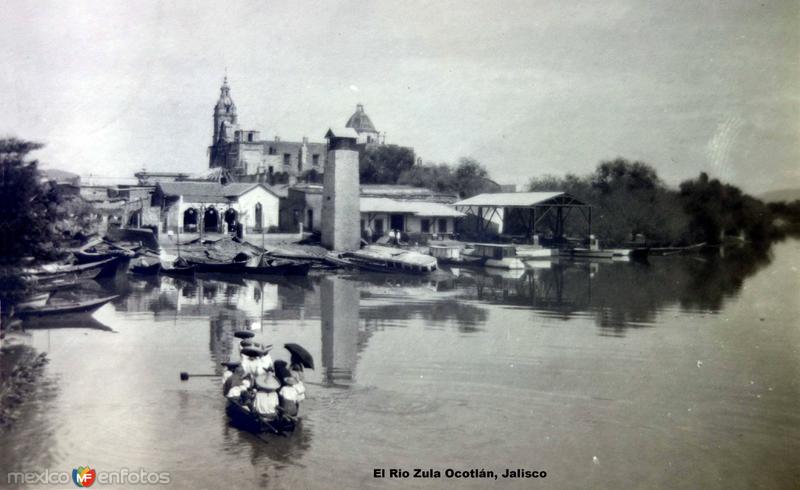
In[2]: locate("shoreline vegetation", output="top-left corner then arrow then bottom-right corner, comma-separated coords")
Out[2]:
0,344 -> 49,429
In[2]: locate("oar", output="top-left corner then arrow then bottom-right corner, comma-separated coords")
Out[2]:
179,372 -> 219,381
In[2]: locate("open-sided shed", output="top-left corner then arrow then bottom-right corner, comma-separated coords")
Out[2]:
454,191 -> 592,241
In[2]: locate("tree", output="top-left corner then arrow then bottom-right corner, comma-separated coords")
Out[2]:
359,145 -> 415,184
0,138 -> 71,304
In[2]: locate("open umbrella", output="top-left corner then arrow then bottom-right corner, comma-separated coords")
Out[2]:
234,330 -> 255,339
284,343 -> 314,370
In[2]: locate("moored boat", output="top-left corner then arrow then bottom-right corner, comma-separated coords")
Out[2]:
185,256 -> 249,273
24,257 -> 121,279
73,248 -> 135,264
342,245 -> 438,274
16,292 -> 51,309
428,244 -> 484,266
560,248 -> 616,259
16,295 -> 119,318
464,244 -> 526,269
244,257 -> 312,276
129,259 -> 162,276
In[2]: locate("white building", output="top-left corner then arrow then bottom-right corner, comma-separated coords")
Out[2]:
153,181 -> 280,234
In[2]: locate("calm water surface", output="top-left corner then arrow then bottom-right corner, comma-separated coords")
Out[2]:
2,240 -> 799,489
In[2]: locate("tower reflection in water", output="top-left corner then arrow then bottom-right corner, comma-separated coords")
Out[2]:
320,276 -> 360,386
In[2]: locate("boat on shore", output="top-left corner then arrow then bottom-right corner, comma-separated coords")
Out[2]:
341,245 -> 438,274
463,244 -> 526,269
16,292 -> 51,309
16,295 -> 118,318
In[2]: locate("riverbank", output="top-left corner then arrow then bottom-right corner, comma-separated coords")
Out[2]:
0,342 -> 48,428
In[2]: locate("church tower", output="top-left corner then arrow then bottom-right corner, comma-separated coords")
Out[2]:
212,76 -> 237,144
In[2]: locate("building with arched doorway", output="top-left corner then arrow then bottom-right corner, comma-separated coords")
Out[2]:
153,181 -> 280,235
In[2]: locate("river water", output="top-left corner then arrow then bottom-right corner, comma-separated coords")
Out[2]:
2,240 -> 799,489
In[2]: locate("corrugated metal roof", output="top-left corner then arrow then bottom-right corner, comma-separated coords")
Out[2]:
454,192 -> 586,207
360,197 -> 464,217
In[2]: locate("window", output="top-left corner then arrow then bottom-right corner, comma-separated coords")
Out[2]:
268,147 -> 276,155
421,219 -> 430,233
268,166 -> 274,174
247,133 -> 254,142
254,203 -> 263,231
283,153 -> 291,166
374,219 -> 384,235
438,218 -> 447,233
312,154 -> 320,166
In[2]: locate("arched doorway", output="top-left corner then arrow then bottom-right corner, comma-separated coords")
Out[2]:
204,207 -> 219,233
224,208 -> 238,234
254,203 -> 263,231
183,208 -> 198,232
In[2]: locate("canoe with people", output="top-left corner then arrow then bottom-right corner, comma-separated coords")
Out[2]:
221,331 -> 313,434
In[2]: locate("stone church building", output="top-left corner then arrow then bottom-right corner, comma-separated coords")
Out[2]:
207,77 -> 384,183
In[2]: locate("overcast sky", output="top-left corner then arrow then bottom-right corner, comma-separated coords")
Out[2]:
1,0 -> 797,193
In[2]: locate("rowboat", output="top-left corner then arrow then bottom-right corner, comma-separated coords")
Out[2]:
16,292 -> 51,309
25,257 -> 121,279
16,295 -> 118,318
225,399 -> 297,434
560,248 -> 615,259
341,245 -> 438,274
129,260 -> 162,275
185,256 -> 249,273
244,259 -> 312,276
73,249 -> 135,264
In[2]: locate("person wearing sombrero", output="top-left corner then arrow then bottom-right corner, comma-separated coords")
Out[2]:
252,370 -> 281,420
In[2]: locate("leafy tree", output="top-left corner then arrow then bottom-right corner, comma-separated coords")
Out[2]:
0,138 -> 75,304
359,145 -> 415,184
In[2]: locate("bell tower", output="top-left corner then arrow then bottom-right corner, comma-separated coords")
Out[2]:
212,76 -> 237,144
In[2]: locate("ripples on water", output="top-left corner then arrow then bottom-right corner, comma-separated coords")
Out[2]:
3,240 -> 799,488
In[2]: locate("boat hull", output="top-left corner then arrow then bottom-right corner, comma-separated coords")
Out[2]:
16,295 -> 118,317
225,400 -> 296,434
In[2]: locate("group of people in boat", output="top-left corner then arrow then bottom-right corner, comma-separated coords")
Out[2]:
221,332 -> 307,422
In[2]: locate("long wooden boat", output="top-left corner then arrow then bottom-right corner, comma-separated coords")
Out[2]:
129,261 -> 162,276
25,257 -> 120,279
560,248 -> 615,259
161,264 -> 197,276
16,295 -> 118,318
185,256 -> 249,273
342,245 -> 438,274
608,248 -> 650,260
244,261 -> 312,276
649,242 -> 706,256
225,399 -> 296,434
73,249 -> 135,264
16,292 -> 51,309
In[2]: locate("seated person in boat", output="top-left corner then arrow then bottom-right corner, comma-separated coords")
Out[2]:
288,354 -> 307,402
253,372 -> 281,420
274,361 -> 300,416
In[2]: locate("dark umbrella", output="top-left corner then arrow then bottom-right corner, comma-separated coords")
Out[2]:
234,330 -> 255,339
285,343 -> 314,370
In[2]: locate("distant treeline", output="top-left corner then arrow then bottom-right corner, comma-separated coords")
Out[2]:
527,158 -> 800,246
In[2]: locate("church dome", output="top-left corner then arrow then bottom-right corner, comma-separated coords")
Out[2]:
345,104 -> 377,133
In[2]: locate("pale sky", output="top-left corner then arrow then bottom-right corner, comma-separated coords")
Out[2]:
1,0 -> 798,193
